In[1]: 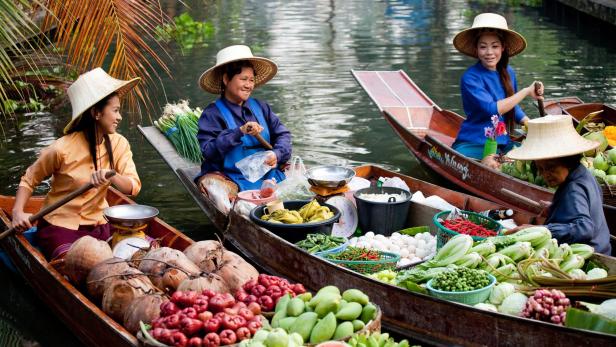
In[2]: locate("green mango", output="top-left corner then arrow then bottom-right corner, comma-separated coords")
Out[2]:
286,298 -> 305,317
335,302 -> 363,321
315,294 -> 341,318
278,316 -> 297,331
309,312 -> 337,344
342,289 -> 369,305
360,303 -> 377,323
289,312 -> 318,341
333,321 -> 354,340
265,328 -> 289,347
352,319 -> 365,332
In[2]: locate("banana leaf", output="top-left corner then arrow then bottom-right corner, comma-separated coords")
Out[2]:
565,307 -> 616,335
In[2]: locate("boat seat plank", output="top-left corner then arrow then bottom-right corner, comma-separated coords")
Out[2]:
352,70 -> 435,111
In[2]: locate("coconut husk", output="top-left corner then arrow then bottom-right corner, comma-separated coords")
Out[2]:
63,236 -> 113,286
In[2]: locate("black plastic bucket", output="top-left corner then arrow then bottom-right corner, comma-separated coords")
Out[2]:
353,187 -> 411,236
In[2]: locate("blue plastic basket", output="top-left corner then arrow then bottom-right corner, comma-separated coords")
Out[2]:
314,241 -> 349,257
426,273 -> 496,305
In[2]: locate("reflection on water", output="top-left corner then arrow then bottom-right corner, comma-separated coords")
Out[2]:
0,0 -> 615,345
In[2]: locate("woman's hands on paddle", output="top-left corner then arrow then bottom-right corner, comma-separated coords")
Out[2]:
526,81 -> 544,100
91,169 -> 114,187
240,122 -> 263,136
11,210 -> 32,232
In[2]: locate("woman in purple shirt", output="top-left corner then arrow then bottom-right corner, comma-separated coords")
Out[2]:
196,45 -> 292,195
452,13 -> 544,160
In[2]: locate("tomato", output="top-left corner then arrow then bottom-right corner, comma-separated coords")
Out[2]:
242,278 -> 258,291
203,332 -> 221,347
250,285 -> 266,297
161,301 -> 180,317
235,326 -> 251,341
257,295 -> 274,311
165,314 -> 182,329
222,314 -> 246,331
291,283 -> 306,294
237,307 -> 255,322
180,317 -> 203,337
246,318 -> 262,335
203,317 -> 221,333
243,295 -> 257,304
182,307 -> 198,319
197,311 -> 213,322
187,337 -> 203,347
219,329 -> 237,345
247,302 -> 261,315
170,331 -> 188,347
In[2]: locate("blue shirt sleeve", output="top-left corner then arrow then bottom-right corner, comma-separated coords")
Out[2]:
197,104 -> 243,163
546,183 -> 595,244
509,68 -> 526,123
257,100 -> 292,165
461,72 -> 499,119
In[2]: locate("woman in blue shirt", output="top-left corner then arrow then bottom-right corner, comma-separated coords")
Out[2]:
196,45 -> 292,194
452,13 -> 544,160
506,115 -> 611,255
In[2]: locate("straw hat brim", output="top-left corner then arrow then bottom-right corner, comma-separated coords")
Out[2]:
63,77 -> 140,134
198,57 -> 277,94
453,27 -> 527,58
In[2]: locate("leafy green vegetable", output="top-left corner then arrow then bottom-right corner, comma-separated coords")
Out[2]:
565,307 -> 616,335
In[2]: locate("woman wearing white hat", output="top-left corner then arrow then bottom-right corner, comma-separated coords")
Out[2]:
452,13 -> 544,160
11,68 -> 142,259
506,115 -> 611,255
196,45 -> 291,194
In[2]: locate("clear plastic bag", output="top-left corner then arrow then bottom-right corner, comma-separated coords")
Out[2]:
379,176 -> 411,192
205,182 -> 232,213
276,156 -> 315,201
235,151 -> 274,183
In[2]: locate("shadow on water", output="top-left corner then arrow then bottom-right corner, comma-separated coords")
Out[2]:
0,0 -> 615,344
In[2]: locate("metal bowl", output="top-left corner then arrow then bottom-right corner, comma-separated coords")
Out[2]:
304,165 -> 356,188
103,204 -> 159,226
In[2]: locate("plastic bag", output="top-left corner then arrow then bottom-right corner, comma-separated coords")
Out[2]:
379,176 -> 411,192
235,151 -> 274,183
205,182 -> 231,213
276,156 -> 315,201
233,200 -> 257,217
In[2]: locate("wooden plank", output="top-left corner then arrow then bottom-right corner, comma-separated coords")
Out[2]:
351,70 -> 436,110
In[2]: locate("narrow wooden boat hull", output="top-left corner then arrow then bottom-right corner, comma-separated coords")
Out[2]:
352,70 -> 616,237
139,125 -> 616,346
0,191 -> 193,347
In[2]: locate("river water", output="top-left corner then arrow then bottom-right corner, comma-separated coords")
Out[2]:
1,1 -> 615,345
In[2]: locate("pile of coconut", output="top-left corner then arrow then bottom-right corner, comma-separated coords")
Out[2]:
61,236 -> 258,334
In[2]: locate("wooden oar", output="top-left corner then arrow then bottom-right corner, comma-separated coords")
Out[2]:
246,125 -> 273,150
501,187 -> 551,213
0,170 -> 116,240
535,81 -> 546,117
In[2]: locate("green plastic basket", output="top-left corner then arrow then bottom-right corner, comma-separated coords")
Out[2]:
433,210 -> 502,249
426,273 -> 496,305
323,250 -> 400,275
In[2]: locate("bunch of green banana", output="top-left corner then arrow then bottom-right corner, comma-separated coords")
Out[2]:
261,209 -> 304,224
299,200 -> 321,220
308,206 -> 334,222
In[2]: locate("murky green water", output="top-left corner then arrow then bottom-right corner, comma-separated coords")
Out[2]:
1,1 -> 615,345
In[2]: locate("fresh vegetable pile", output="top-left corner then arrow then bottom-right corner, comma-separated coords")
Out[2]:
295,234 -> 347,254
349,231 -> 436,267
327,247 -> 381,262
148,290 -> 263,346
522,289 -> 570,325
261,200 -> 334,224
347,332 -> 411,347
234,274 -> 307,312
441,218 -> 498,238
155,101 -> 203,163
431,267 -> 491,292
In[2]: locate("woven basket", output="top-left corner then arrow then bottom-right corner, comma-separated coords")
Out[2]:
602,184 -> 616,206
426,273 -> 496,305
433,210 -> 502,249
324,251 -> 400,275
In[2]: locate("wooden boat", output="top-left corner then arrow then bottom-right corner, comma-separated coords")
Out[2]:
351,70 -> 616,243
0,190 -> 193,347
139,125 -> 616,346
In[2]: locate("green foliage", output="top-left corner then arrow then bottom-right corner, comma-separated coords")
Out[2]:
156,12 -> 214,53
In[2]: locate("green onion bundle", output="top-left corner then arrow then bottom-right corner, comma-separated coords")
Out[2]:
155,101 -> 203,163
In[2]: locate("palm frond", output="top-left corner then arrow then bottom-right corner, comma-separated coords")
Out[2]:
42,0 -> 174,117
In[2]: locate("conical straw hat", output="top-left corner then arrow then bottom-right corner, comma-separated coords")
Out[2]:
506,115 -> 599,161
198,45 -> 277,94
453,13 -> 527,58
64,68 -> 140,134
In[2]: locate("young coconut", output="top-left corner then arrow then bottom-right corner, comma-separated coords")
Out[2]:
138,247 -> 200,290
63,236 -> 113,286
130,239 -> 160,268
218,250 -> 259,292
183,240 -> 224,272
123,293 -> 166,335
177,272 -> 230,294
101,269 -> 158,322
161,267 -> 190,292
86,257 -> 131,302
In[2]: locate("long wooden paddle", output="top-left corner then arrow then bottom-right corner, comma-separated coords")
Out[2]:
246,125 -> 273,150
535,81 -> 546,117
0,170 -> 116,240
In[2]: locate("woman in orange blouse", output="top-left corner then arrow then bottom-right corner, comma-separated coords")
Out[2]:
11,68 -> 142,259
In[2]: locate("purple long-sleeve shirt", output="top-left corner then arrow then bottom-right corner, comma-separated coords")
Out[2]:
196,97 -> 292,181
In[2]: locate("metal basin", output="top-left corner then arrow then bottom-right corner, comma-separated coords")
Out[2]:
304,165 -> 355,188
103,204 -> 159,226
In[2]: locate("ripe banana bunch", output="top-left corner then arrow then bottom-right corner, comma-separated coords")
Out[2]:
261,209 -> 304,224
299,199 -> 320,220
307,206 -> 334,222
